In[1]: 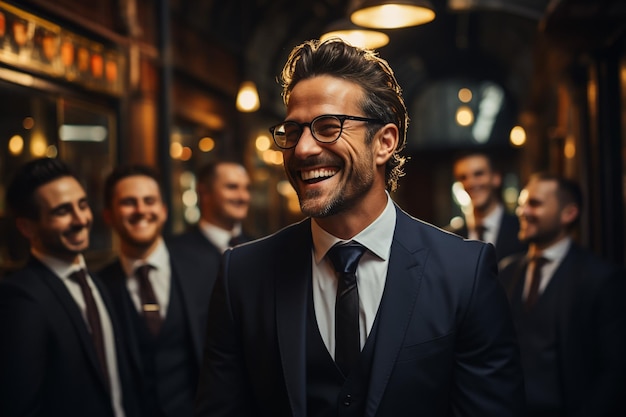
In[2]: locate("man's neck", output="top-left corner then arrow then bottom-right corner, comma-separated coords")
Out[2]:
120,237 -> 162,261
473,200 -> 500,224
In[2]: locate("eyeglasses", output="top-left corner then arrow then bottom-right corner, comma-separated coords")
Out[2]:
269,114 -> 386,150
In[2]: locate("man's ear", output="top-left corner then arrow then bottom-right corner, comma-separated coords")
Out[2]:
374,123 -> 399,166
15,217 -> 36,240
560,203 -> 579,226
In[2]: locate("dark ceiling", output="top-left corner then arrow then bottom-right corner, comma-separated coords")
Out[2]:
172,0 -> 625,126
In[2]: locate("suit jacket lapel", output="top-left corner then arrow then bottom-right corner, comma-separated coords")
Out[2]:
275,220 -> 311,417
105,261 -> 145,379
33,258 -> 110,391
170,255 -> 204,365
365,209 -> 427,417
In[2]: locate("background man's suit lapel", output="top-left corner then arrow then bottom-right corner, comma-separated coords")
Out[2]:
33,259 -> 111,391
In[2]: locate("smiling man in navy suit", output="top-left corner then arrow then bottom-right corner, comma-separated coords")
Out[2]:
100,164 -> 215,417
0,158 -> 137,417
499,173 -> 626,417
194,39 -> 524,417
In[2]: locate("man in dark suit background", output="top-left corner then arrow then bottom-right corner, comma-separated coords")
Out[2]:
451,151 -> 526,261
99,165 -> 215,417
194,39 -> 524,417
171,159 -> 251,256
0,158 -> 137,417
499,172 -> 626,416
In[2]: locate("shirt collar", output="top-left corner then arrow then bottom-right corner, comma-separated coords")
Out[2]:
199,219 -> 242,252
31,249 -> 87,279
481,203 -> 503,230
120,237 -> 170,276
311,193 -> 396,264
530,236 -> 572,263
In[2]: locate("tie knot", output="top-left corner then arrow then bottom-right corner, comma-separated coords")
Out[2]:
531,256 -> 549,268
69,268 -> 88,284
327,242 -> 367,275
229,235 -> 244,247
135,264 -> 153,281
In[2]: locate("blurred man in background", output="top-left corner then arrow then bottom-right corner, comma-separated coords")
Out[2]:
499,172 -> 626,417
100,164 -> 214,417
0,158 -> 137,417
451,151 -> 525,261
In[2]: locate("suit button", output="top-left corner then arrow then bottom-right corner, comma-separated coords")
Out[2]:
343,394 -> 352,406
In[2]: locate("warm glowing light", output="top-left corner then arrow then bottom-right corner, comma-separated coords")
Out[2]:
277,180 -> 294,197
46,145 -> 58,158
23,117 -> 35,129
182,189 -> 198,206
30,133 -> 47,157
458,88 -> 472,103
184,206 -> 200,224
455,106 -> 474,126
8,135 -> 24,155
236,81 -> 260,112
179,171 -> 195,188
199,137 -> 215,152
255,135 -> 271,152
180,146 -> 192,161
262,149 -> 283,165
170,142 -> 183,159
452,181 -> 471,207
449,216 -> 465,230
564,141 -> 576,159
509,125 -> 526,147
504,187 -> 520,206
351,2 -> 435,29
320,30 -> 389,49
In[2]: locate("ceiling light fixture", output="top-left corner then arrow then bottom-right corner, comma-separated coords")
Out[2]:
350,0 -> 436,29
320,19 -> 389,49
236,81 -> 260,112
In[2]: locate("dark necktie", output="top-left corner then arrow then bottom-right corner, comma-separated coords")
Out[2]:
475,224 -> 487,241
135,264 -> 162,336
327,242 -> 367,376
525,256 -> 549,311
69,269 -> 110,389
229,234 -> 245,247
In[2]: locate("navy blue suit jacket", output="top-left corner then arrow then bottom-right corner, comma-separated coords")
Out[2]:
195,205 -> 525,417
0,257 -> 139,417
499,243 -> 626,417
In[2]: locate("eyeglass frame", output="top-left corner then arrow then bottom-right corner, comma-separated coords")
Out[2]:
269,114 -> 387,150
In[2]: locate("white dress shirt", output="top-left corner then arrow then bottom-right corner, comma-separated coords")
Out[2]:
522,237 -> 571,300
468,203 -> 503,246
199,219 -> 243,254
311,194 -> 396,358
120,238 -> 171,319
32,250 -> 126,417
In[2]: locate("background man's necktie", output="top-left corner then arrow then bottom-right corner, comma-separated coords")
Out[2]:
135,264 -> 162,336
475,224 -> 487,241
327,242 -> 367,376
229,234 -> 245,247
69,269 -> 110,389
525,257 -> 549,311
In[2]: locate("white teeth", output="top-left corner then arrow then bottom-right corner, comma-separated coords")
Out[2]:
301,168 -> 337,181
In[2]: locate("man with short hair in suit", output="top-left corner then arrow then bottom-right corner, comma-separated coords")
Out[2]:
499,172 -> 626,417
451,151 -> 526,261
99,165 -> 215,417
0,157 -> 137,417
194,38 -> 524,417
172,159 -> 251,256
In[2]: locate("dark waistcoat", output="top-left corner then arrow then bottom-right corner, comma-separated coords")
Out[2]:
129,275 -> 196,417
511,270 -> 563,414
306,287 -> 379,417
